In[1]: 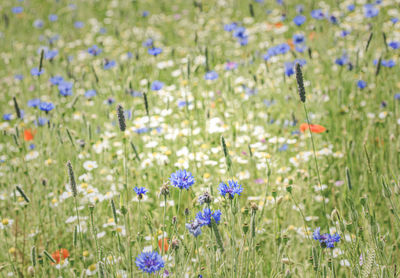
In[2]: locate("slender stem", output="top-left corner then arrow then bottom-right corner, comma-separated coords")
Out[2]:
230,199 -> 236,278
74,197 -> 83,254
162,195 -> 167,256
303,103 -> 327,217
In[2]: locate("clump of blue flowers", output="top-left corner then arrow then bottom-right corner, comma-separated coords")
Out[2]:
219,179 -> 243,199
135,251 -> 165,274
169,169 -> 195,190
196,208 -> 221,226
313,227 -> 340,248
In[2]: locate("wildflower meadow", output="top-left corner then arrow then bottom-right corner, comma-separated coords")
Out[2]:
1,0 -> 400,277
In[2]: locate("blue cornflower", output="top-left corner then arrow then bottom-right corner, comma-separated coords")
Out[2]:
196,208 -> 222,227
357,80 -> 367,89
33,19 -> 44,28
58,81 -> 73,96
35,117 -> 49,126
284,62 -> 295,76
31,68 -> 44,76
347,4 -> 355,12
50,76 -> 63,85
364,4 -> 379,18
375,59 -> 396,68
133,187 -> 148,199
142,11 -> 149,17
388,41 -> 400,50
340,30 -> 351,37
394,93 -> 400,100
151,80 -> 164,91
3,114 -> 12,121
293,33 -> 305,44
169,169 -> 195,190
313,227 -> 341,248
204,71 -> 218,80
27,99 -> 41,108
12,7 -> 23,14
49,14 -> 58,21
29,144 -> 35,150
185,219 -> 202,237
382,59 -> 396,68
74,21 -> 84,28
233,26 -> 247,39
328,15 -> 338,24
335,53 -> 348,66
391,18 -> 399,24
284,59 -> 306,77
232,26 -> 248,46
178,100 -> 188,108
311,9 -> 325,20
296,5 -> 304,14
135,251 -> 164,274
135,127 -> 149,134
293,15 -> 306,26
103,60 -> 116,70
14,74 -> 24,81
39,102 -> 54,112
88,45 -> 102,56
85,90 -> 97,98
45,49 -> 58,60
148,47 -> 162,56
218,180 -> 243,199
143,38 -> 154,47
278,144 -> 288,151
224,22 -> 238,32
263,43 -> 290,60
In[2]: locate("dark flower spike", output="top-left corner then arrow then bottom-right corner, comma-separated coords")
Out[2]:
13,97 -> 21,119
116,104 -> 126,132
16,185 -> 30,203
295,63 -> 306,103
66,161 -> 77,197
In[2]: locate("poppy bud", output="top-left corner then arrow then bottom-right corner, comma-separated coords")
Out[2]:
160,184 -> 169,197
171,238 -> 180,250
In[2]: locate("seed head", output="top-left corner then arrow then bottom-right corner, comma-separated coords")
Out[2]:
116,104 -> 126,132
66,161 -> 77,197
295,63 -> 306,103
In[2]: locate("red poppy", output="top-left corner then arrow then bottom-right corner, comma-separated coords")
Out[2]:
158,238 -> 169,253
274,22 -> 284,29
23,129 -> 36,141
51,248 -> 69,264
300,123 -> 326,133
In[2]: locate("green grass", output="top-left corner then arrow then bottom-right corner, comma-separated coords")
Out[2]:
1,0 -> 400,277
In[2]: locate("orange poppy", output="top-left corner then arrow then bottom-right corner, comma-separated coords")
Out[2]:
287,39 -> 295,50
300,123 -> 326,133
158,238 -> 169,253
274,22 -> 284,29
51,248 -> 69,264
24,129 -> 36,141
308,32 -> 316,41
